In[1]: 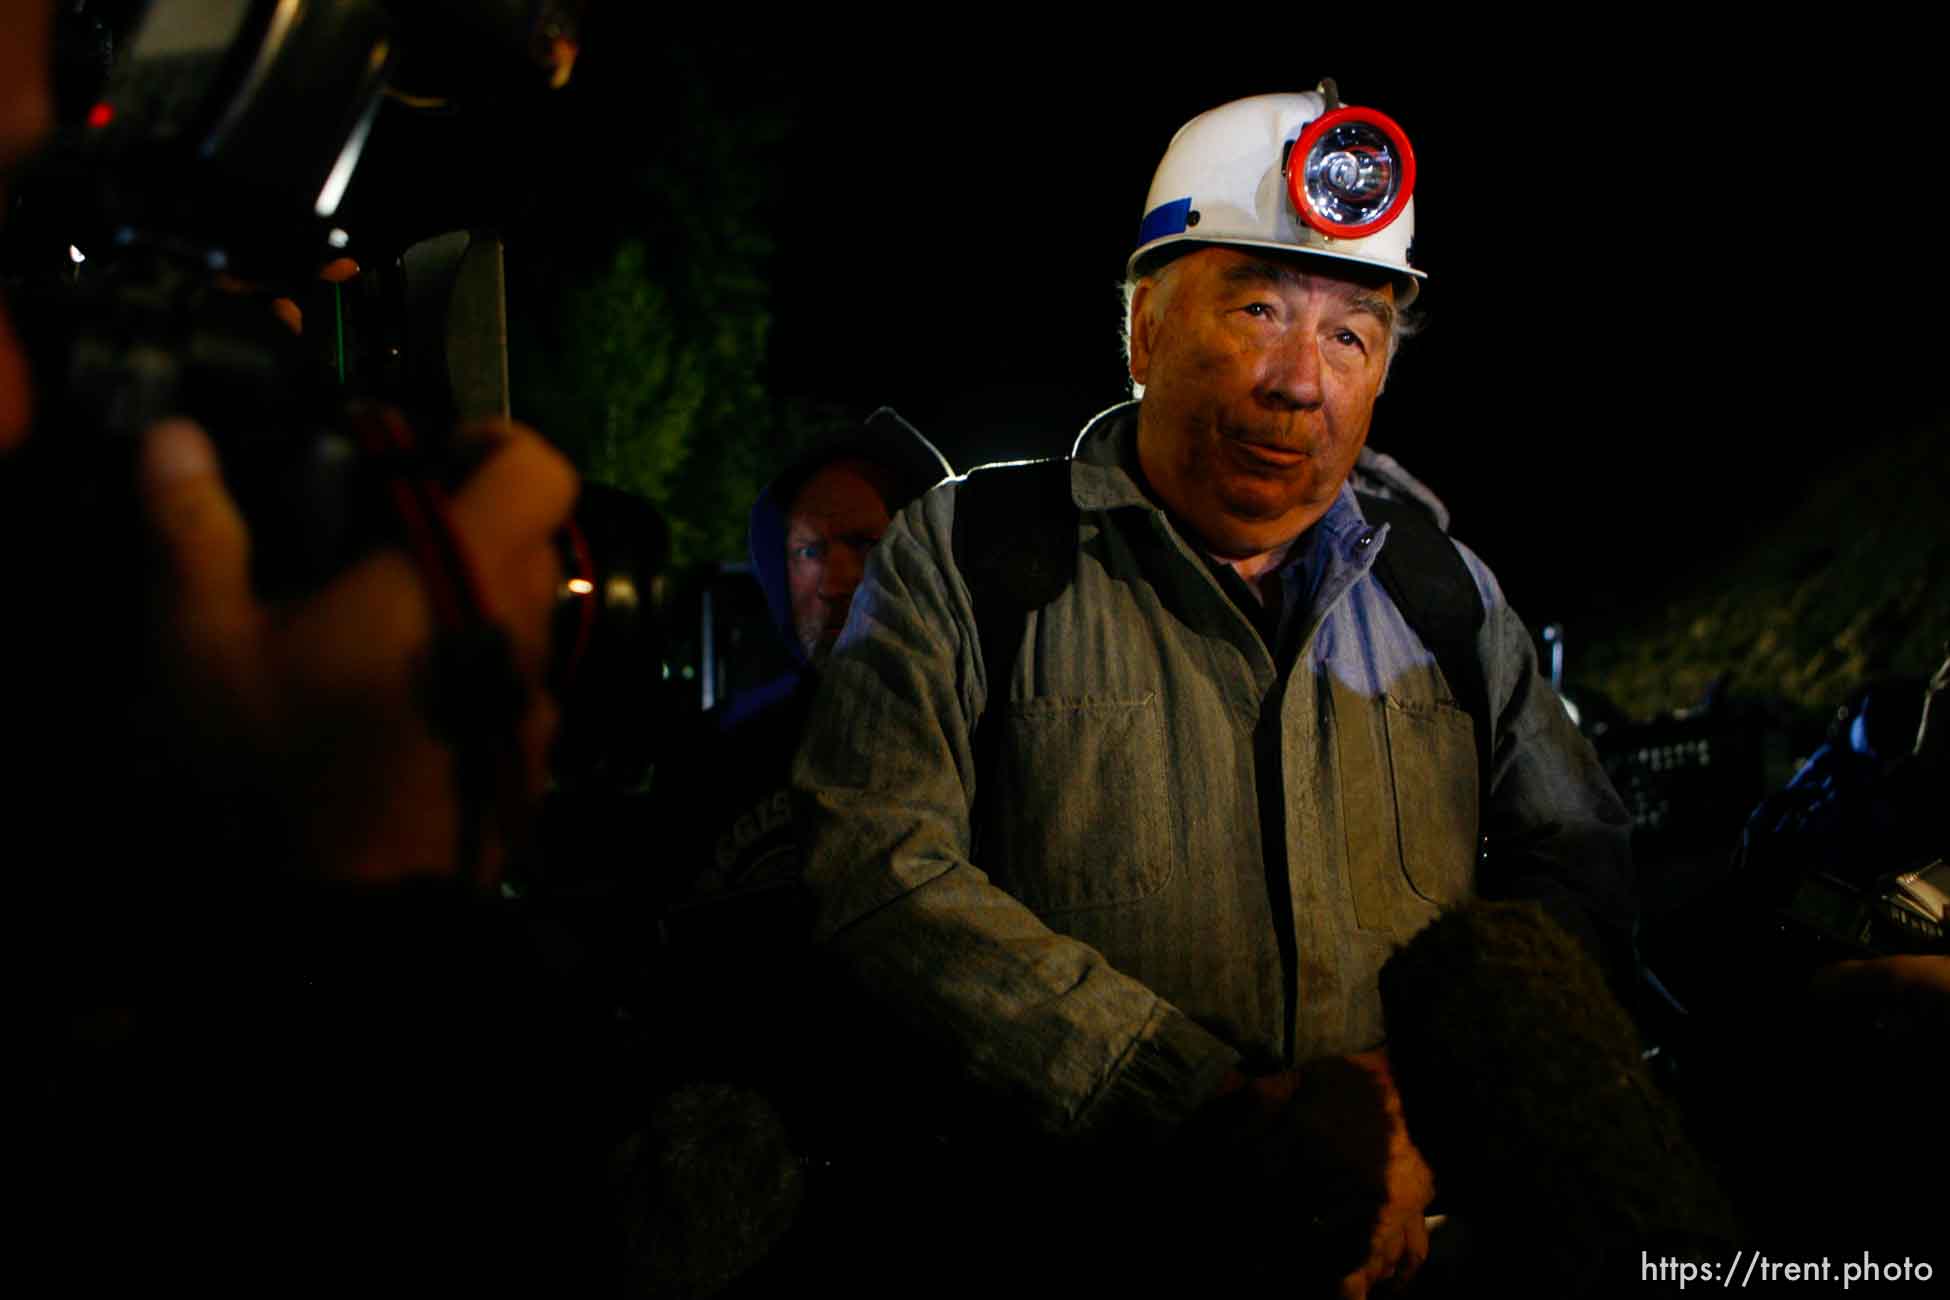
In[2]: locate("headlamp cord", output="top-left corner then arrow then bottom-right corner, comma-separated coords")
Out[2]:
347,403 -> 530,891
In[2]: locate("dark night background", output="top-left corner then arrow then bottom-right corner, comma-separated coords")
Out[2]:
492,24 -> 1946,703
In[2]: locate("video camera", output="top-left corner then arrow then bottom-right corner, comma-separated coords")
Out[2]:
7,0 -> 577,583
3,0 -> 669,803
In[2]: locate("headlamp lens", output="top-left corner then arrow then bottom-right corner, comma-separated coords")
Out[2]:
1288,106 -> 1416,239
1309,125 -> 1395,217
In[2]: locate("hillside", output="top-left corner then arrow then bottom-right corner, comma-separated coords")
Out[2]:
1577,420 -> 1949,733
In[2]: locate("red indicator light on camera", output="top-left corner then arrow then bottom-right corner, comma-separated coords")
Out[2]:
86,102 -> 114,129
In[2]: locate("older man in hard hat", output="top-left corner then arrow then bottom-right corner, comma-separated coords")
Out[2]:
793,87 -> 1636,1294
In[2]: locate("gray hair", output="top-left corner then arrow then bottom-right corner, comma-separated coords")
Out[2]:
1119,258 -> 1420,398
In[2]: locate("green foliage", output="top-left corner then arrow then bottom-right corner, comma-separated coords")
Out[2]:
1578,419 -> 1950,728
506,42 -> 793,569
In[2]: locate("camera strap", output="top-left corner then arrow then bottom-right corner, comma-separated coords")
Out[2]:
346,403 -> 529,887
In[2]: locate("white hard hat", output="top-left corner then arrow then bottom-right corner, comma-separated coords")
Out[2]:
1129,88 -> 1425,304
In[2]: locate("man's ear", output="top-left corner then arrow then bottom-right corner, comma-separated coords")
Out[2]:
1128,278 -> 1156,388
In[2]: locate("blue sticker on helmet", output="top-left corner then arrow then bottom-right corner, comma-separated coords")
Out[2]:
1136,197 -> 1194,249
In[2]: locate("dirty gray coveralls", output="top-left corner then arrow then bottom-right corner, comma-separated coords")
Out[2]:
794,403 -> 1633,1140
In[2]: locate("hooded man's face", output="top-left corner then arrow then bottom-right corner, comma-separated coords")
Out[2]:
785,458 -> 892,663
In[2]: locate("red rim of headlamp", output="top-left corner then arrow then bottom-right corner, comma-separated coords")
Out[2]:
1286,105 -> 1417,240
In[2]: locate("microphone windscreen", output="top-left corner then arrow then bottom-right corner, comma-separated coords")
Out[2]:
1380,900 -> 1736,1294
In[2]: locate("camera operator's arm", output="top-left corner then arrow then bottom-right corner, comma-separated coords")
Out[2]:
139,414 -> 574,882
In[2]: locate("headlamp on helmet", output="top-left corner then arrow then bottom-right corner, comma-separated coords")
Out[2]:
1128,86 -> 1426,302
1287,104 -> 1416,240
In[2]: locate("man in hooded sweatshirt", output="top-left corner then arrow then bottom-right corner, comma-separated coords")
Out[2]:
677,409 -> 952,908
655,409 -> 951,1056
623,410 -> 951,1286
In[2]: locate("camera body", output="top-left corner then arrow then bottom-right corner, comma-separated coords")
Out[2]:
6,0 -> 667,794
9,2 -> 582,588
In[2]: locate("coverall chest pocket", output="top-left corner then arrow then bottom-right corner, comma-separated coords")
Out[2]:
1381,695 -> 1479,906
1338,688 -> 1479,934
987,693 -> 1175,915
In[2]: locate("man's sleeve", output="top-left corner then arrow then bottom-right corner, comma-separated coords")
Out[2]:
1460,543 -> 1638,983
791,488 -> 1241,1140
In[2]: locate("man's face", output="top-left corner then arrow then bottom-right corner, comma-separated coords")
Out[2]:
1129,246 -> 1394,558
785,458 -> 893,663
1,0 -> 55,452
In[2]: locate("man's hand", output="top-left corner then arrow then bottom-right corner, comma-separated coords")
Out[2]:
1334,1049 -> 1435,1298
138,414 -> 576,883
1201,1049 -> 1435,1296
1811,954 -> 1950,1034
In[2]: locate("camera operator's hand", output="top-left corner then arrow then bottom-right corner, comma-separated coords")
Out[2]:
261,256 -> 361,335
138,414 -> 575,884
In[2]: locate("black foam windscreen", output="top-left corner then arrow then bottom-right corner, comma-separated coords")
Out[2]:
1380,900 -> 1737,1295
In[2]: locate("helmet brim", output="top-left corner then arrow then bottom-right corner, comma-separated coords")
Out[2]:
1128,234 -> 1425,307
